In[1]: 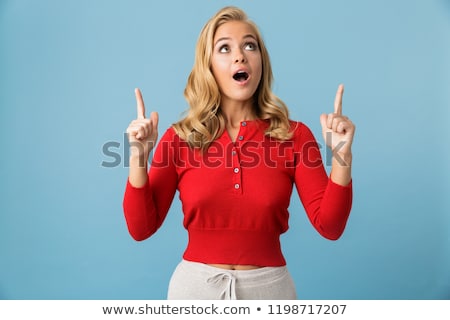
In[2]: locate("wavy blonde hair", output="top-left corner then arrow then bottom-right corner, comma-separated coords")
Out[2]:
173,6 -> 292,151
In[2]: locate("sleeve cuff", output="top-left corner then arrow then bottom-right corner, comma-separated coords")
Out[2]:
329,178 -> 352,189
126,177 -> 149,190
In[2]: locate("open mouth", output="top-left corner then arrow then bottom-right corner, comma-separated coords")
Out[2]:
233,71 -> 249,82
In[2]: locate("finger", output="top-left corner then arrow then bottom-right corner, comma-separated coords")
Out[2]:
320,113 -> 328,130
340,119 -> 355,135
126,127 -> 139,140
135,88 -> 146,119
326,113 -> 335,129
137,126 -> 147,140
128,121 -> 149,140
335,117 -> 355,134
150,112 -> 159,134
332,119 -> 347,133
331,116 -> 348,132
334,84 -> 344,115
332,116 -> 346,132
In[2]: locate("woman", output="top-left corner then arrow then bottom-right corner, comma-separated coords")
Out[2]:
123,6 -> 355,300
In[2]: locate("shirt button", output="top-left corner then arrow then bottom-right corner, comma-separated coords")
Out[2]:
242,121 -> 247,127
233,168 -> 240,173
234,183 -> 240,189
232,150 -> 236,156
238,135 -> 244,141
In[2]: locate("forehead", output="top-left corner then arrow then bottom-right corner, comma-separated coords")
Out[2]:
214,21 -> 257,42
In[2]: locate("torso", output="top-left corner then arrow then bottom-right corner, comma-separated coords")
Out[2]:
174,119 -> 297,266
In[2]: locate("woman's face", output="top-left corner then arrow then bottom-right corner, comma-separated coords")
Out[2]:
211,21 -> 262,106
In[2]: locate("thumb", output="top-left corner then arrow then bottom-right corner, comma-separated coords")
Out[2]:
320,113 -> 328,130
150,111 -> 159,133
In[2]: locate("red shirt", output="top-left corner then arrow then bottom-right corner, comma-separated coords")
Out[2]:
123,120 -> 352,266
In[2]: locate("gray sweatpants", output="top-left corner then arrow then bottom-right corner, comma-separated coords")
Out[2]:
167,259 -> 297,300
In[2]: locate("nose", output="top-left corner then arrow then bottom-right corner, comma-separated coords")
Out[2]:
234,49 -> 246,63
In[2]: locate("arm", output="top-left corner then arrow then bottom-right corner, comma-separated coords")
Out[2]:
122,89 -> 177,241
123,129 -> 178,241
296,84 -> 355,240
295,124 -> 352,240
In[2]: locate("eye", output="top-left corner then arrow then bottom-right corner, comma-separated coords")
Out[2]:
219,45 -> 230,53
244,42 -> 258,51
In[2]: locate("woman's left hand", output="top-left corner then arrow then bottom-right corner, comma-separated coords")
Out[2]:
320,84 -> 355,163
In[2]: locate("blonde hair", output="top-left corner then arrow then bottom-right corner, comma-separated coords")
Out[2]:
173,6 -> 292,151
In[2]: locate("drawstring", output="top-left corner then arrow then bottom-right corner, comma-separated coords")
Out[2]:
207,272 -> 237,300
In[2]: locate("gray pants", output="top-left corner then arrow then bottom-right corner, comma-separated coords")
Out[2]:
167,259 -> 297,300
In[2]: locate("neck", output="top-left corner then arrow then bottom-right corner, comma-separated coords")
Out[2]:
220,99 -> 256,128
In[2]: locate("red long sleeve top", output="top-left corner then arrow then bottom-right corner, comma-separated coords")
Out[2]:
123,120 -> 352,266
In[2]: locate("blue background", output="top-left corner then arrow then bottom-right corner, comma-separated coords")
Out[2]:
1,0 -> 449,299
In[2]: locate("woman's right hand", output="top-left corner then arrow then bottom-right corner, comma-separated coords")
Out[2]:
126,88 -> 159,166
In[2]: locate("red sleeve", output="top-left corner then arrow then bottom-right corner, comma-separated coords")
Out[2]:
294,123 -> 353,240
122,128 -> 178,241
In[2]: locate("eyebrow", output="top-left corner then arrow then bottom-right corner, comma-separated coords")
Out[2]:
214,34 -> 257,47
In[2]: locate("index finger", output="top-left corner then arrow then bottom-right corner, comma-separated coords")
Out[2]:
334,84 -> 344,115
135,88 -> 146,119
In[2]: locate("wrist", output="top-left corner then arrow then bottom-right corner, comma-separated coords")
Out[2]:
332,151 -> 352,167
129,154 -> 148,169
331,156 -> 352,186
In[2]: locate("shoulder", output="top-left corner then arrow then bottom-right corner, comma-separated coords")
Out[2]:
153,127 -> 188,162
286,120 -> 321,152
155,126 -> 187,152
288,120 -> 314,139
159,126 -> 182,142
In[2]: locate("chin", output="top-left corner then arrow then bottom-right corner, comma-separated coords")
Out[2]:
225,89 -> 258,102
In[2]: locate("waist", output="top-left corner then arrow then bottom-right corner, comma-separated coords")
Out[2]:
207,263 -> 262,270
183,228 -> 286,267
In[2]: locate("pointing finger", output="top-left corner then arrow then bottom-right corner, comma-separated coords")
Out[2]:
334,84 -> 344,115
135,88 -> 146,119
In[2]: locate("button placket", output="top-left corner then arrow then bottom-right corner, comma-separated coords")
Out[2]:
231,146 -> 242,194
231,121 -> 247,194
